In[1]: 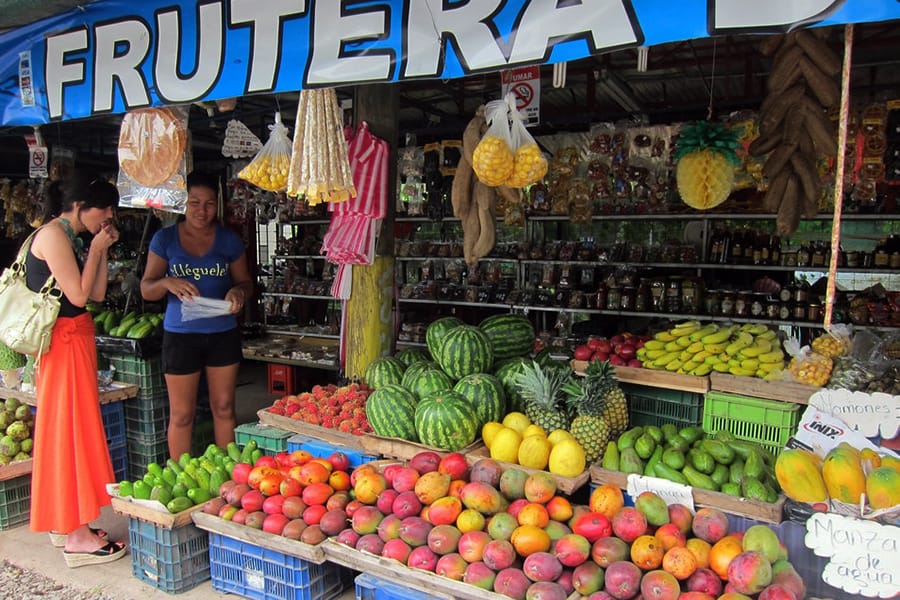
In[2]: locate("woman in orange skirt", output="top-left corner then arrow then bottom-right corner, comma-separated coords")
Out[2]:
27,173 -> 126,567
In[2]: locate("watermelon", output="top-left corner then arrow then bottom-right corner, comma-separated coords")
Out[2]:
493,357 -> 530,413
453,373 -> 506,428
437,325 -> 494,380
414,390 -> 479,451
426,316 -> 463,359
366,384 -> 418,441
401,360 -> 438,389
395,348 -> 429,367
406,366 -> 453,400
364,356 -> 406,389
479,314 -> 535,359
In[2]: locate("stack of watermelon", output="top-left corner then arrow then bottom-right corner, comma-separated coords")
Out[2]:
364,314 -> 536,452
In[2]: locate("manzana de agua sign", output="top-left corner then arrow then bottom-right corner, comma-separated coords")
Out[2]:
1,0 -> 899,126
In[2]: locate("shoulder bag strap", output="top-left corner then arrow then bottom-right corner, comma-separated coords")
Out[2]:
14,226 -> 61,297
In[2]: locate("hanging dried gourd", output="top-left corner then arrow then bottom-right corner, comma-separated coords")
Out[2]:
287,88 -> 356,205
675,121 -> 740,210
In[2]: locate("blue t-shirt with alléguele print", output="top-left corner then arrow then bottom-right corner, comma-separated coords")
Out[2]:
149,223 -> 244,334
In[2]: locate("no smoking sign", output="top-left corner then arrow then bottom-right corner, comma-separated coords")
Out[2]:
501,66 -> 540,126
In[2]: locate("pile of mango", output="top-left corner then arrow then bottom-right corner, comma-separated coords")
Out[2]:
118,440 -> 261,513
637,321 -> 785,379
775,443 -> 900,510
601,424 -> 782,503
88,303 -> 162,339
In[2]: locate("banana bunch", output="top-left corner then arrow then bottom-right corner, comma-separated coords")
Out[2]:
636,322 -> 785,379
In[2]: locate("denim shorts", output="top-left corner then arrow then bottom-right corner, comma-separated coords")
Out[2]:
161,328 -> 242,374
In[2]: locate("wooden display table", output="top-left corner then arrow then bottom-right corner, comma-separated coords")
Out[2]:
0,382 -> 138,407
0,458 -> 32,481
709,372 -> 821,405
242,335 -> 340,372
571,361 -> 710,393
191,511 -> 326,563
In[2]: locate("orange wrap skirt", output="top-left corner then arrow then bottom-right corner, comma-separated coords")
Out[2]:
30,312 -> 115,534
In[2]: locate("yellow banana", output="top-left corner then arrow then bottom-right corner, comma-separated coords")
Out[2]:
688,325 -> 719,343
652,352 -> 680,368
682,360 -> 701,372
758,350 -> 785,364
679,349 -> 697,362
704,354 -> 724,365
740,358 -> 760,371
735,331 -> 755,345
704,342 -> 728,354
756,362 -> 783,373
725,339 -> 750,355
654,331 -> 676,343
763,369 -> 784,380
644,349 -> 668,360
727,358 -> 742,368
665,359 -> 684,372
670,325 -> 700,338
673,320 -> 702,330
692,350 -> 712,362
740,339 -> 772,358
664,340 -> 682,353
690,363 -> 713,376
676,335 -> 694,348
701,326 -> 735,345
756,330 -> 777,341
643,340 -> 666,351
686,341 -> 705,354
741,323 -> 770,335
729,366 -> 756,377
713,362 -> 731,373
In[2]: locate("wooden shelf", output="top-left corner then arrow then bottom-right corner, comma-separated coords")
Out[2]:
709,372 -> 821,405
261,292 -> 335,300
0,382 -> 138,407
242,349 -> 339,372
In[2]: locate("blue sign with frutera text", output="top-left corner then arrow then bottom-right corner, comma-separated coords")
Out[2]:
0,0 -> 897,126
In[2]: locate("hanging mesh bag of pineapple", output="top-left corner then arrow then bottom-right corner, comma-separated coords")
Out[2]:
238,112 -> 292,192
506,95 -> 548,189
472,98 -> 515,187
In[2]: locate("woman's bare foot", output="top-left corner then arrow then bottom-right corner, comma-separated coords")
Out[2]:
63,525 -> 108,553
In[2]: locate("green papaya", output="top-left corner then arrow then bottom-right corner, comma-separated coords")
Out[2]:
741,477 -> 769,502
634,433 -> 656,460
166,496 -> 194,513
616,427 -> 644,452
619,447 -> 644,475
662,448 -> 685,471
653,463 -> 689,485
682,465 -> 718,490
602,441 -> 619,471
688,448 -> 716,475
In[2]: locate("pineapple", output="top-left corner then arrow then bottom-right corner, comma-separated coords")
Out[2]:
515,361 -> 571,433
675,121 -> 740,210
563,360 -> 628,463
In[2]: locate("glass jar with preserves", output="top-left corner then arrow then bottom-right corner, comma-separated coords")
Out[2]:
665,278 -> 683,313
607,285 -> 623,311
846,249 -> 860,267
651,278 -> 667,311
750,294 -> 765,317
793,302 -> 808,320
778,302 -> 792,320
720,291 -> 736,316
734,292 -> 750,317
595,281 -> 608,309
811,242 -> 826,268
682,278 -> 701,314
807,303 -> 822,322
766,297 -> 780,319
794,280 -> 810,303
621,286 -> 636,310
704,290 -> 721,316
635,281 -> 651,312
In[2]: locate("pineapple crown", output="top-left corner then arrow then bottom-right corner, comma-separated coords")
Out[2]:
674,121 -> 740,165
515,360 -> 571,409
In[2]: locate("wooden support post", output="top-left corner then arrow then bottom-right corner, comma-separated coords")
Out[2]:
344,84 -> 398,379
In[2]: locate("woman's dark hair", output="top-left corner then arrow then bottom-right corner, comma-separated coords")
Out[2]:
186,171 -> 220,194
43,172 -> 118,222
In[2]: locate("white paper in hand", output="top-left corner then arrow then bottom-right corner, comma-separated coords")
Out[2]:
181,296 -> 233,321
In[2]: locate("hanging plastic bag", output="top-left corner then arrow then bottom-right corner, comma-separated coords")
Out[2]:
785,338 -> 834,387
506,97 -> 548,188
810,323 -> 853,359
238,112 -> 292,192
472,98 -> 514,186
117,105 -> 190,213
181,297 -> 233,322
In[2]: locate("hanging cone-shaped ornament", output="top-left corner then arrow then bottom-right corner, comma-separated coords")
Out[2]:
675,121 -> 740,210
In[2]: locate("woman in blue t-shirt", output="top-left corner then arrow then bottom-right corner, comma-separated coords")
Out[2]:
141,172 -> 253,458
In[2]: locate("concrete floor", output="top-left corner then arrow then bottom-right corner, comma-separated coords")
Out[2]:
0,360 -> 357,600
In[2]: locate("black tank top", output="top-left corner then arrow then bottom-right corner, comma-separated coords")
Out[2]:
25,248 -> 86,318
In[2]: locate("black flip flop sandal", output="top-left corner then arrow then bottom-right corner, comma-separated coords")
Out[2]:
63,541 -> 127,568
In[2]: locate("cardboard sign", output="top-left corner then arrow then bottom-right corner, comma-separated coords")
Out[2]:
806,512 -> 900,598
809,389 -> 900,440
789,405 -> 896,459
627,474 -> 695,511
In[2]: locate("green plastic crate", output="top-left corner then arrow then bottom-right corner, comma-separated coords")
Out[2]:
0,474 -> 31,530
702,391 -> 801,457
127,437 -> 169,479
104,354 -> 166,399
622,383 -> 704,429
234,422 -> 293,456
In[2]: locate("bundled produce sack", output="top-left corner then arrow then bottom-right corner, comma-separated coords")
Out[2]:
238,112 -> 292,192
472,98 -> 515,186
506,98 -> 548,188
117,105 -> 189,212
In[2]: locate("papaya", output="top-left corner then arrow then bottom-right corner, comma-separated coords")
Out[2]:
775,449 -> 828,503
866,467 -> 900,510
822,446 -> 867,505
881,455 -> 900,473
859,448 -> 882,475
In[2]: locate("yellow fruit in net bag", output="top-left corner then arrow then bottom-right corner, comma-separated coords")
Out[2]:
506,143 -> 548,188
810,333 -> 849,359
239,153 -> 291,192
473,135 -> 514,186
789,352 -> 833,387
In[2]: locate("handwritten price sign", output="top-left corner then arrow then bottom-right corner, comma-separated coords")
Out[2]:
805,512 -> 900,598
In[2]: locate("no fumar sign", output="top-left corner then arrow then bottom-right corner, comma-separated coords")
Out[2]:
502,67 -> 540,126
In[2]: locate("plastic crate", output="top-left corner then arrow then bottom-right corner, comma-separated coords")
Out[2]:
235,422 -> 294,456
127,437 -> 169,479
622,383 -> 704,429
101,401 -> 126,447
286,434 -> 377,468
0,474 -> 31,530
109,440 -> 128,482
128,518 -> 210,593
355,572 -> 451,600
208,531 -> 344,600
104,354 -> 166,399
191,420 -> 216,457
702,391 -> 801,457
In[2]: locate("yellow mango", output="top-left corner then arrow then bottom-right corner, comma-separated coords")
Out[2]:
866,467 -> 900,510
775,449 -> 828,503
822,446 -> 867,504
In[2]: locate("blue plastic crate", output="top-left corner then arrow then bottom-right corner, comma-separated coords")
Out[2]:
101,401 -> 126,447
355,572 -> 449,600
128,518 -> 210,594
286,434 -> 378,468
208,532 -> 344,600
0,474 -> 30,530
109,441 -> 128,482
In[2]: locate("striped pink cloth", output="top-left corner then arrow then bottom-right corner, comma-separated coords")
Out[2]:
322,122 -> 389,300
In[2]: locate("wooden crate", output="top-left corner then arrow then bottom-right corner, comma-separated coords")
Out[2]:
110,494 -> 203,529
191,511 -> 326,563
0,458 -> 32,481
359,434 -> 483,461
589,465 -> 786,524
257,409 -> 368,451
465,447 -> 589,495
2,382 -> 138,407
570,362 -> 710,393
323,539 -> 509,600
709,373 -> 819,405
